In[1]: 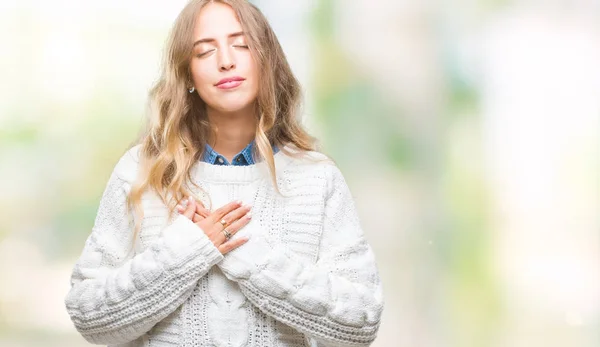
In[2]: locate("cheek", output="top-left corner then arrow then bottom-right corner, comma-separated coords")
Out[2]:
190,62 -> 212,86
247,56 -> 259,79
243,58 -> 260,93
190,63 -> 216,101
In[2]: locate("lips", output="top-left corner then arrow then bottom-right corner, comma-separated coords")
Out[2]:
215,76 -> 245,87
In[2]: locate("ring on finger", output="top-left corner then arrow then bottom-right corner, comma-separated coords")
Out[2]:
222,228 -> 232,240
219,219 -> 228,227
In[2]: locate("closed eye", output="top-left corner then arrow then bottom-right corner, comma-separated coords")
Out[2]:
196,49 -> 215,58
195,45 -> 248,58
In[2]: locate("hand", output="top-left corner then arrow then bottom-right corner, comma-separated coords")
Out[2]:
176,197 -> 252,254
181,197 -> 211,222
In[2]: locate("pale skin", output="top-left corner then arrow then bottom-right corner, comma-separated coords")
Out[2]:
176,2 -> 261,254
190,1 -> 259,163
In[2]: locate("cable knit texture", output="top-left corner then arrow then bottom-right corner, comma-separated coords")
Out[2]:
65,144 -> 384,347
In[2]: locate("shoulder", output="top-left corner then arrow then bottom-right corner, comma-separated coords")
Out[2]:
279,145 -> 334,172
111,144 -> 143,184
278,145 -> 348,193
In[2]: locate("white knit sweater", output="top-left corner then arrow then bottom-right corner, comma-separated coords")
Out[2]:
64,144 -> 384,347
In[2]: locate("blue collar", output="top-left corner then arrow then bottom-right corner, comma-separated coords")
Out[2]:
201,140 -> 279,166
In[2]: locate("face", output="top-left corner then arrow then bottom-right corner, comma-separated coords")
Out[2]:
189,2 -> 259,114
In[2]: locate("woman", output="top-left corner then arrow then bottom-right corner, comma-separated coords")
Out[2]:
64,1 -> 384,346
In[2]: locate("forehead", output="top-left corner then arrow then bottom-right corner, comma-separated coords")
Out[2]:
194,2 -> 243,37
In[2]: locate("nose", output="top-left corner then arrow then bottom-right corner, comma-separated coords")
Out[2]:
218,47 -> 235,71
220,61 -> 235,71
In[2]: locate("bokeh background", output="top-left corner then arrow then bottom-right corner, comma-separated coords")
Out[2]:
1,0 -> 598,346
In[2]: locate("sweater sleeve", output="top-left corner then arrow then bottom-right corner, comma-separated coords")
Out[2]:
217,164 -> 384,346
64,153 -> 224,345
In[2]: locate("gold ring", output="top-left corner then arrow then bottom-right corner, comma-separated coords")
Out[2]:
222,228 -> 232,240
220,219 -> 227,227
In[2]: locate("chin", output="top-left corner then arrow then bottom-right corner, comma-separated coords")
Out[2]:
209,98 -> 256,114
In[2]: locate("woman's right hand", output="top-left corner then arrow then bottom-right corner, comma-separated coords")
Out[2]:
176,197 -> 252,254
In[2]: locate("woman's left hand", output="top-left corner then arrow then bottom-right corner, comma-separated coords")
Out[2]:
177,197 -> 210,223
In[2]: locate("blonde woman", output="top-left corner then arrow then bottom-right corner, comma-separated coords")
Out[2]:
64,1 -> 384,346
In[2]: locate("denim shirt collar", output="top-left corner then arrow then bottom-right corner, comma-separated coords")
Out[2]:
201,140 -> 279,166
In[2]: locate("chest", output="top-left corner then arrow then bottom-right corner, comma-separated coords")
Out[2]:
135,176 -> 328,264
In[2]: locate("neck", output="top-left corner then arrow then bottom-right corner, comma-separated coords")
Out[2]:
206,105 -> 257,161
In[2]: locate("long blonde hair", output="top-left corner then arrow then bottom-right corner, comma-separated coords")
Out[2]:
127,0 -> 316,242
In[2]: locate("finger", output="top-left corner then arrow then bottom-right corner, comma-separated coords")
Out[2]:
192,212 -> 205,223
176,203 -> 190,215
218,210 -> 252,243
182,197 -> 196,219
218,236 -> 249,254
195,203 -> 210,218
219,204 -> 251,229
193,197 -> 206,208
209,200 -> 243,223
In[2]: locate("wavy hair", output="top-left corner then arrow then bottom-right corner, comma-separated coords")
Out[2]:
127,0 -> 317,243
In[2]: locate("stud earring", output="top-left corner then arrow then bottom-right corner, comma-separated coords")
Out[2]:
188,86 -> 195,93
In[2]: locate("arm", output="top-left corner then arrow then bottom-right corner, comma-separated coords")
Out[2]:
218,164 -> 384,346
64,163 -> 223,345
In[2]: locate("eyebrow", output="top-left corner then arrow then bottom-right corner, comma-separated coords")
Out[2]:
193,31 -> 245,46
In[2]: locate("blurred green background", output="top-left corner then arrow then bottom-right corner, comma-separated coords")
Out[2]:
0,0 -> 598,346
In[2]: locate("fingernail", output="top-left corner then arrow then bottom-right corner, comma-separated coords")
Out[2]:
237,200 -> 243,205
176,204 -> 184,211
246,212 -> 252,219
245,204 -> 253,210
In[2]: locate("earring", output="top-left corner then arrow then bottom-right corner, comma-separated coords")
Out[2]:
188,86 -> 195,93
